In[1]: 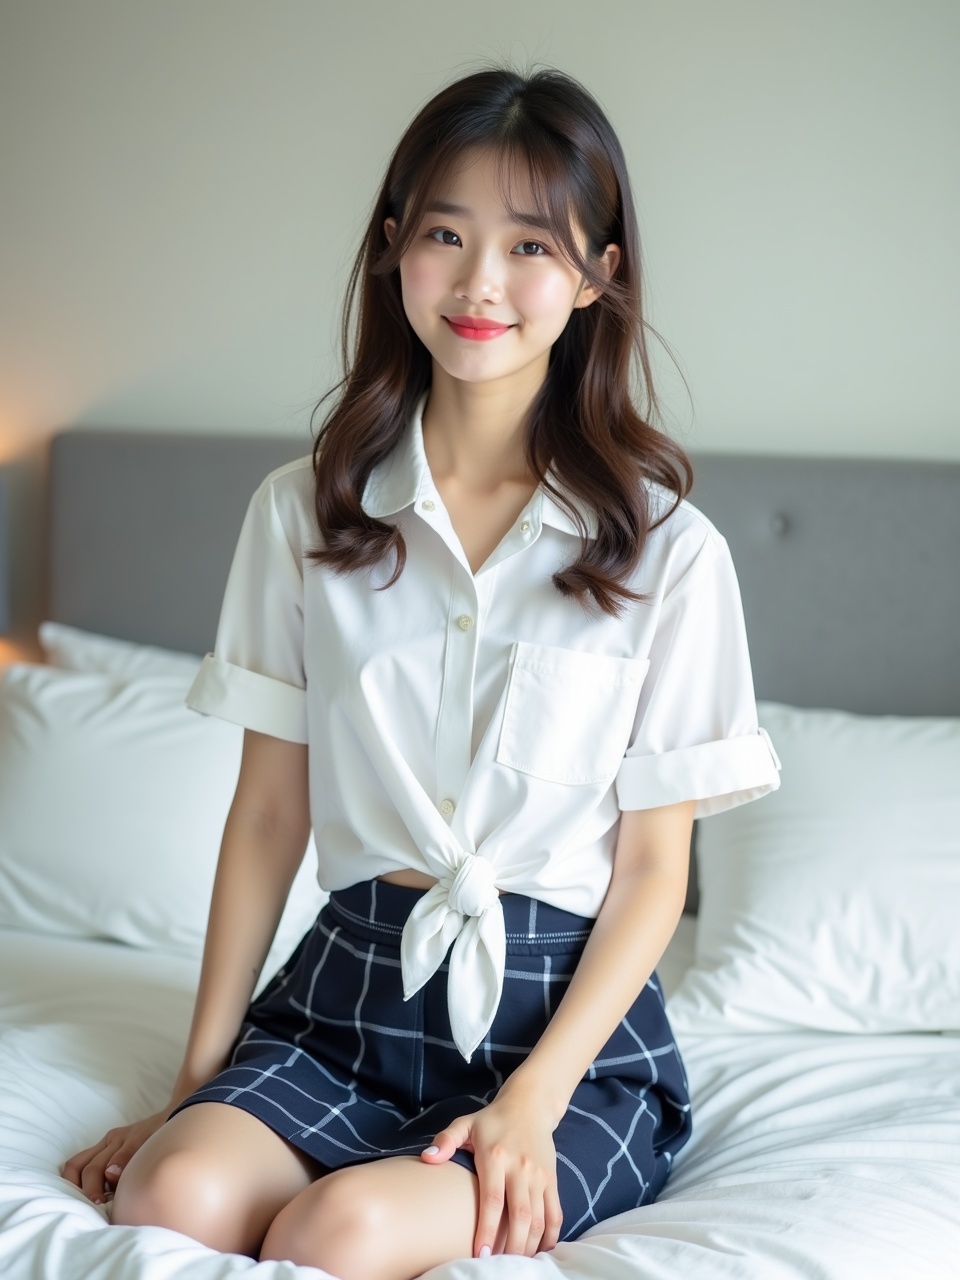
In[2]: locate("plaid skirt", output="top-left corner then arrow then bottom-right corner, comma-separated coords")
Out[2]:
169,879 -> 692,1243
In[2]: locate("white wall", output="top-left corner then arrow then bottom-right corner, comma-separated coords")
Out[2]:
1,0 -> 958,651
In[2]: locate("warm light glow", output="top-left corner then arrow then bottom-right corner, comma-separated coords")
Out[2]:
0,638 -> 38,668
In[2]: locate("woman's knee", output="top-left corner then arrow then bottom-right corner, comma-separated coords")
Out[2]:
110,1101 -> 322,1254
111,1143 -> 242,1251
260,1167 -> 391,1277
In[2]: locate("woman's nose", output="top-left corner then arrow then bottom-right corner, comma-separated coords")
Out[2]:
453,249 -> 504,304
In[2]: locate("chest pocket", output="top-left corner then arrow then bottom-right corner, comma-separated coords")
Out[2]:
495,641 -> 650,786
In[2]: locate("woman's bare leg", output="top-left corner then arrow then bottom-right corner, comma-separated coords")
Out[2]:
111,1102 -> 324,1257
260,1154 -> 506,1280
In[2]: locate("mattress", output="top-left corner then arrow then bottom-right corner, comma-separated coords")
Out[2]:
2,919 -> 958,1279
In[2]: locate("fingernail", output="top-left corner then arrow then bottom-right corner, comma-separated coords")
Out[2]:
421,1145 -> 440,1156
479,1245 -> 491,1258
105,1165 -> 121,1176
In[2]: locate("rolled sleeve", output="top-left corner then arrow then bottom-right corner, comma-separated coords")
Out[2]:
616,530 -> 782,818
187,654 -> 307,744
186,469 -> 309,744
616,727 -> 781,816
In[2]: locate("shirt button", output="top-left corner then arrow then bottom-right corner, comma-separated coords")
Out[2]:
421,499 -> 436,512
439,798 -> 455,815
457,614 -> 474,631
520,520 -> 531,533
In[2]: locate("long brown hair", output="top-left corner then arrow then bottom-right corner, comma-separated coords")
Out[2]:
308,63 -> 692,617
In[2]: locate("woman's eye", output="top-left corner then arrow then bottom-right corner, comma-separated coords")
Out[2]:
425,229 -> 549,255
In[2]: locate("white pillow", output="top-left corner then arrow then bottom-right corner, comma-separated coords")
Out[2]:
0,663 -> 326,971
38,620 -> 203,682
667,700 -> 960,1034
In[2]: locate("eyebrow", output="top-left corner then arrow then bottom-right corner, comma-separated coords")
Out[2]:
423,201 -> 551,231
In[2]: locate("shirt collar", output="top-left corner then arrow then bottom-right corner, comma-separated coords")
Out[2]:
361,390 -> 599,539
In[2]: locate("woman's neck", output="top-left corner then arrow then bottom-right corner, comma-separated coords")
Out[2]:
421,368 -> 543,493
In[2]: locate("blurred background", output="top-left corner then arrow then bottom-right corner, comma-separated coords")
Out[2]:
1,0 -> 957,658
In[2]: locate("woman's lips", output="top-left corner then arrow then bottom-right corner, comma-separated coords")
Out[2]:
443,317 -> 513,341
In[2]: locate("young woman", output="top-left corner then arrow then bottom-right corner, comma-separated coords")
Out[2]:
62,64 -> 780,1279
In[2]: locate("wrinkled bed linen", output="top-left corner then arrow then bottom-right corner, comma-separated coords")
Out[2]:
1,922 -> 958,1280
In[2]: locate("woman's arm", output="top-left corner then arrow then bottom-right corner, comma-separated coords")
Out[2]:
171,727 -> 312,1101
498,797 -> 695,1121
62,728 -> 312,1202
422,797 -> 695,1257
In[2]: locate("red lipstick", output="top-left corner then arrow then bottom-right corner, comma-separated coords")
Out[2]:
443,315 -> 514,341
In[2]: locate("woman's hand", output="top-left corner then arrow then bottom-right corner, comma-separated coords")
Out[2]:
60,1106 -> 172,1205
420,1086 -> 563,1257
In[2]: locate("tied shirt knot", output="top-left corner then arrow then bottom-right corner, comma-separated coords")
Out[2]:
447,852 -> 499,917
400,851 -> 506,1063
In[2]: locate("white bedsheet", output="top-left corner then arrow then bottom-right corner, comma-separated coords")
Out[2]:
2,921 -> 958,1280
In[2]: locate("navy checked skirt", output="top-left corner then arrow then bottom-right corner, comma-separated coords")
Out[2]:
169,879 -> 692,1243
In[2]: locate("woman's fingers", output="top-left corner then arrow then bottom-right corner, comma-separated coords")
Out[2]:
80,1142 -> 120,1204
524,1190 -> 547,1257
435,1102 -> 561,1257
501,1171 -> 562,1256
541,1181 -> 564,1252
519,1180 -> 562,1255
60,1140 -> 103,1188
474,1152 -> 506,1257
503,1169 -> 537,1256
61,1110 -> 168,1204
420,1113 -> 474,1164
61,1136 -> 122,1203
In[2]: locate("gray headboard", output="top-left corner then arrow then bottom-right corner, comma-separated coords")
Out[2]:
44,430 -> 960,907
45,430 -> 311,657
686,455 -> 960,717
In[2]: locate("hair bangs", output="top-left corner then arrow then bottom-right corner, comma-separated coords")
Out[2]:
376,96 -> 614,294
492,138 -> 593,278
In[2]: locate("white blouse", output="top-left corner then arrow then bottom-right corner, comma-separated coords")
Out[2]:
187,391 -> 781,1061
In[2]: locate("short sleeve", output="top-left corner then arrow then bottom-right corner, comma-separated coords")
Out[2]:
186,471 -> 308,744
615,529 -> 781,817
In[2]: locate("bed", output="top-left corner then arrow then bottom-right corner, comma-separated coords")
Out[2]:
1,431 -> 958,1280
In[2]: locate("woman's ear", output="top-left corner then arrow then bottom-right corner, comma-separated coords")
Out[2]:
384,216 -> 397,245
600,243 -> 621,282
573,243 -> 621,308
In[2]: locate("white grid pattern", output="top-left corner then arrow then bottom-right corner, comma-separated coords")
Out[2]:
169,882 -> 691,1242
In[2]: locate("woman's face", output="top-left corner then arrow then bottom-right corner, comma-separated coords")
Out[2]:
384,149 -> 619,395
